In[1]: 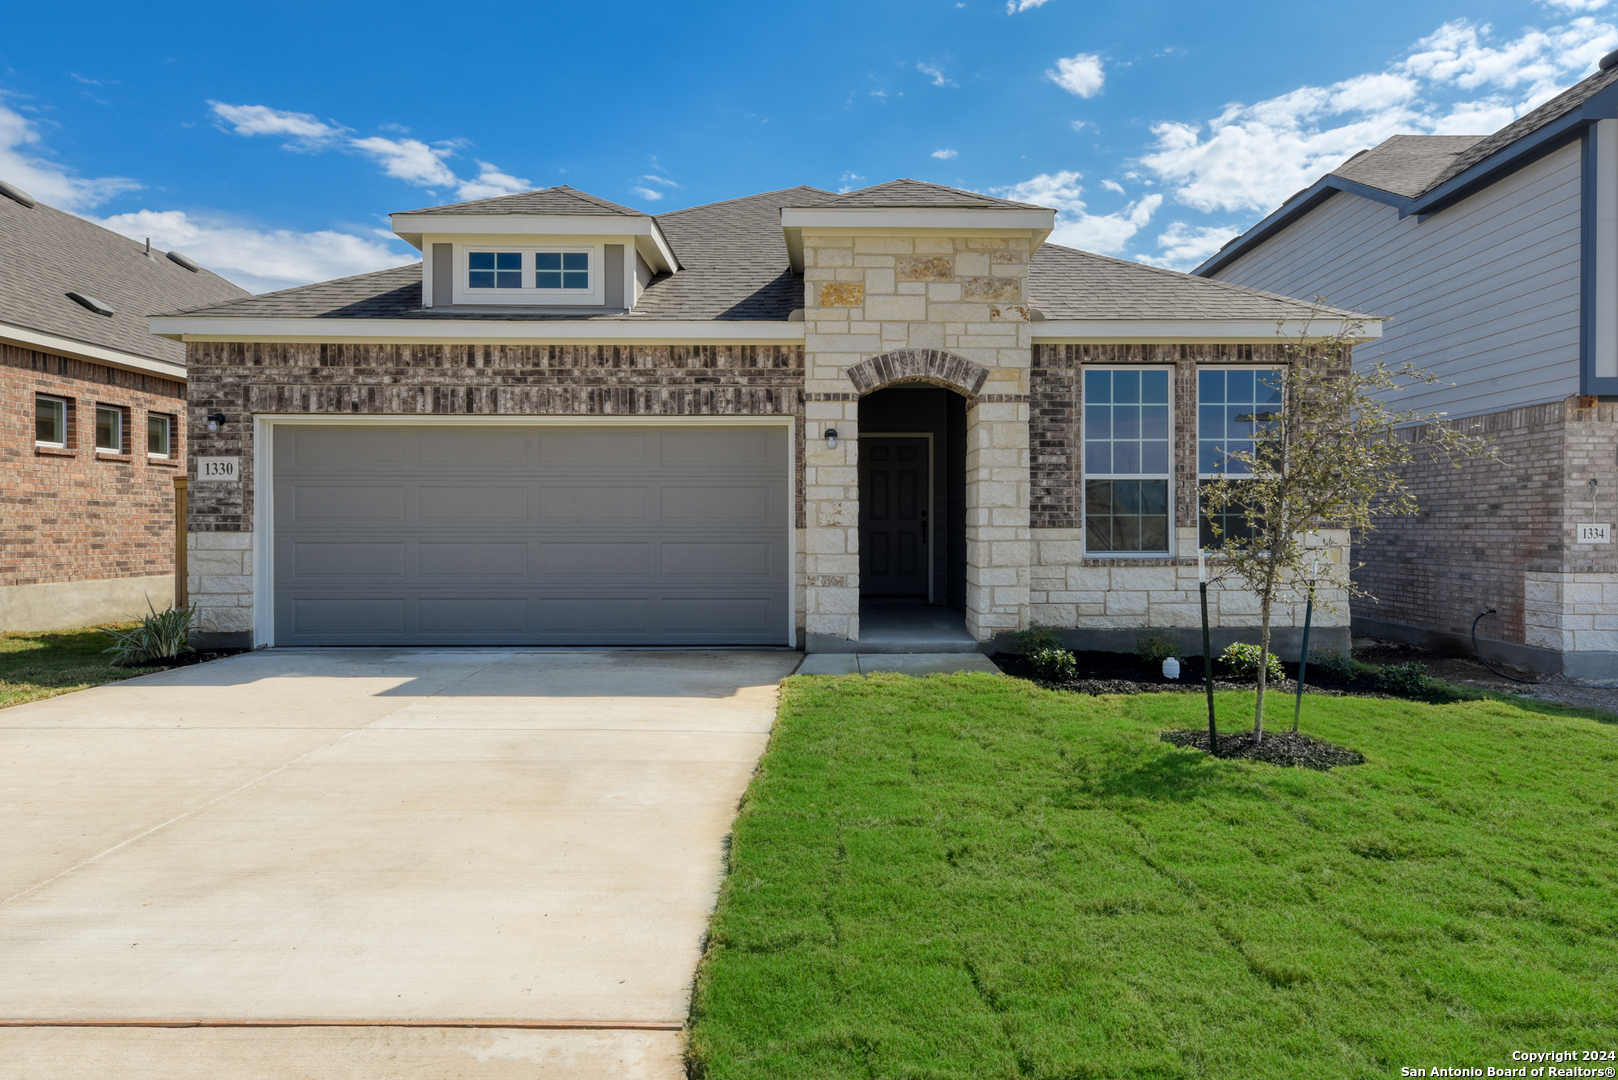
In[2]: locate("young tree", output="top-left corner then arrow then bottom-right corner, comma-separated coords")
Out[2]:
1200,313 -> 1490,743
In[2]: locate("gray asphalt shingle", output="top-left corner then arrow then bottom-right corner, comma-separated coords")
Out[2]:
0,191 -> 247,365
1330,135 -> 1488,198
394,185 -> 647,217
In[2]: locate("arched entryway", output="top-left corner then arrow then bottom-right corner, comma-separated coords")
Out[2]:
853,359 -> 979,649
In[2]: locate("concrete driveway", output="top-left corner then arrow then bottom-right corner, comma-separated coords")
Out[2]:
0,648 -> 800,1079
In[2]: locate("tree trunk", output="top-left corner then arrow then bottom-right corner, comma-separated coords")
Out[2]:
1254,591 -> 1273,744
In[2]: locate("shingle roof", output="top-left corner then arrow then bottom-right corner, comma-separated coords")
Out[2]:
1424,63 -> 1618,192
0,190 -> 248,366
395,185 -> 647,217
1330,135 -> 1487,198
1030,244 -> 1361,320
166,182 -> 1360,325
806,178 -> 1045,210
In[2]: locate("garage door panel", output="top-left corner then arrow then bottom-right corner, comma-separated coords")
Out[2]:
293,542 -> 406,578
418,486 -> 530,522
273,424 -> 789,646
541,542 -> 650,577
418,542 -> 529,578
418,598 -> 529,634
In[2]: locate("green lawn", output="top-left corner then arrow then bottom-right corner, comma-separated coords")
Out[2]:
0,624 -> 160,709
688,673 -> 1618,1079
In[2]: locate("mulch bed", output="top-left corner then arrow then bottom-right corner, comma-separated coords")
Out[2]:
1160,727 -> 1366,770
124,648 -> 248,671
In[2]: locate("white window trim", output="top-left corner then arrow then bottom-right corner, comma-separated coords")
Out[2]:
95,404 -> 124,454
1082,365 -> 1175,558
35,395 -> 67,448
455,243 -> 603,306
148,413 -> 173,458
1195,365 -> 1284,480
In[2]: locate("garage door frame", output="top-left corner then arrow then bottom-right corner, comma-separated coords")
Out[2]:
251,414 -> 797,649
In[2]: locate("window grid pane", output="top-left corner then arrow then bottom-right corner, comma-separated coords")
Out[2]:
1197,367 -> 1282,476
1083,368 -> 1171,553
468,251 -> 524,289
96,407 -> 120,451
35,397 -> 64,444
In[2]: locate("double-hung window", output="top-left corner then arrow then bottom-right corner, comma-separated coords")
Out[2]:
35,396 -> 66,447
1197,367 -> 1282,548
148,414 -> 172,457
95,405 -> 124,453
1083,368 -> 1172,553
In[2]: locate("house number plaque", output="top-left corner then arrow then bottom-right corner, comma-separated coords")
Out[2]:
1575,523 -> 1611,543
196,457 -> 241,482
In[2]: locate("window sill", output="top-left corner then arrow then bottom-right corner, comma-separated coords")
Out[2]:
1080,555 -> 1196,567
146,455 -> 179,466
95,451 -> 133,462
34,444 -> 75,457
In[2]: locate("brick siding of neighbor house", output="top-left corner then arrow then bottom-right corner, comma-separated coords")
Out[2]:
1,342 -> 186,589
182,341 -> 806,638
1025,343 -> 1352,655
1354,396 -> 1618,674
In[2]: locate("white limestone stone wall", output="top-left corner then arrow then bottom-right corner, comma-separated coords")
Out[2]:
1523,571 -> 1618,652
187,532 -> 254,637
1029,528 -> 1352,631
801,230 -> 1036,645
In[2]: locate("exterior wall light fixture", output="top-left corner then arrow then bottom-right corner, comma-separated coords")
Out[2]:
825,428 -> 838,449
206,413 -> 227,433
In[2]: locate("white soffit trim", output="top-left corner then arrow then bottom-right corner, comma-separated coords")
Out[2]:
1032,318 -> 1383,342
391,213 -> 679,272
1,320 -> 187,380
148,316 -> 805,344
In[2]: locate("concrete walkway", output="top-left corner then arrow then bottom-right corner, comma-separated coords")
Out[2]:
0,648 -> 800,1079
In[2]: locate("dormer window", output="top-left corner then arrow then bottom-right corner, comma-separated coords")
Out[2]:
536,252 -> 589,290
468,252 -> 523,289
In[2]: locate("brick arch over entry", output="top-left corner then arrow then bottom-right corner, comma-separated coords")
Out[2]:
846,349 -> 990,398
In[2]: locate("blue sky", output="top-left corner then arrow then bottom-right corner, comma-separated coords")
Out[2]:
3,0 -> 1614,292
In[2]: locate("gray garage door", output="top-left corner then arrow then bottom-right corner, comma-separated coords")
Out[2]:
272,424 -> 790,646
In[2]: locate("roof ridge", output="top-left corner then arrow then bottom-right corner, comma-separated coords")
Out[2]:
656,185 -> 835,219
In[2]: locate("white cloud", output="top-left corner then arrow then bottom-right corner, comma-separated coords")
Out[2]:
1102,179 -> 1125,194
0,100 -> 139,210
1047,53 -> 1105,98
93,208 -> 415,294
1135,221 -> 1242,269
639,174 -> 678,187
631,186 -> 664,201
918,63 -> 956,88
350,136 -> 458,188
208,101 -> 344,144
838,171 -> 867,193
1006,0 -> 1053,11
932,148 -> 958,159
1138,17 -> 1618,215
456,162 -> 531,200
995,170 -> 1161,253
1070,119 -> 1093,133
1541,0 -> 1608,8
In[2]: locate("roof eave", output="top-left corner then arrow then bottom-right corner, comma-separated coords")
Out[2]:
147,315 -> 801,344
389,212 -> 679,273
2,319 -> 187,380
1193,176 -> 1408,277
1032,317 -> 1381,343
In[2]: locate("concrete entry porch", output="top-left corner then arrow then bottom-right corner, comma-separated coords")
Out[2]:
806,598 -> 980,654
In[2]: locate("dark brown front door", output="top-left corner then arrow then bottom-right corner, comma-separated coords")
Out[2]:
860,437 -> 929,597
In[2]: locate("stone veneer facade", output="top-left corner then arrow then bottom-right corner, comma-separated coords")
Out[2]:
183,235 -> 1351,653
1354,397 -> 1618,677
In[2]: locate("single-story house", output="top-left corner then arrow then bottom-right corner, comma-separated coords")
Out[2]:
151,179 -> 1374,653
1197,53 -> 1618,677
1,181 -> 247,630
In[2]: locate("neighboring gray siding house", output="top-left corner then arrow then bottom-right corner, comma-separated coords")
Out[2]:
152,180 -> 1373,654
1198,59 -> 1618,676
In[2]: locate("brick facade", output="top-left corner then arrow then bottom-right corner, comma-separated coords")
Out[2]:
1355,396 -> 1618,673
1,341 -> 185,591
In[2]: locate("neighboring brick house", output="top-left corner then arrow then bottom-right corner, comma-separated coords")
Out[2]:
151,180 -> 1374,653
1,182 -> 247,630
1198,57 -> 1618,677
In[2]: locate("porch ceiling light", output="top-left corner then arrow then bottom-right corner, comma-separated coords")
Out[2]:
825,428 -> 838,449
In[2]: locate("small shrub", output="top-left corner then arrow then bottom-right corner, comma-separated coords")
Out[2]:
1220,642 -> 1284,682
100,603 -> 195,667
1135,631 -> 1179,666
1029,646 -> 1077,680
1016,624 -> 1062,655
1308,649 -> 1358,683
1376,661 -> 1430,696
